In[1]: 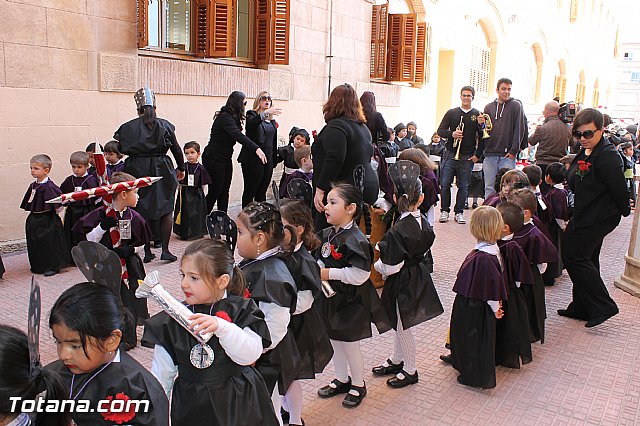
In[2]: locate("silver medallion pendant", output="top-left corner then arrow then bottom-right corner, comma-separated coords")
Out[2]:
321,242 -> 331,258
190,343 -> 214,369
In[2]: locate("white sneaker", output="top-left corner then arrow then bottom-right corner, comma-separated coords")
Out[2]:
455,213 -> 466,224
439,212 -> 449,223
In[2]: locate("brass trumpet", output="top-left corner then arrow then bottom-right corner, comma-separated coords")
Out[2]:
480,113 -> 492,139
453,117 -> 464,160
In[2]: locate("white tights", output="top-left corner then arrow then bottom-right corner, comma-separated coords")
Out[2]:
331,339 -> 364,387
389,306 -> 416,374
271,386 -> 283,426
282,381 -> 303,425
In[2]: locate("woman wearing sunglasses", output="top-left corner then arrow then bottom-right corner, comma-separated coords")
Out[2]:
203,91 -> 268,213
558,108 -> 630,327
239,91 -> 282,206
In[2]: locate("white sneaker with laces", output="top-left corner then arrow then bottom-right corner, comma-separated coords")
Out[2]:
455,213 -> 466,224
439,212 -> 449,223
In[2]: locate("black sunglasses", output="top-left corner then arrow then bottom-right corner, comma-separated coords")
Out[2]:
260,95 -> 272,101
572,129 -> 597,140
243,101 -> 247,106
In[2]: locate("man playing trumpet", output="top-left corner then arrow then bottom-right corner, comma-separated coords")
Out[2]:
436,86 -> 485,224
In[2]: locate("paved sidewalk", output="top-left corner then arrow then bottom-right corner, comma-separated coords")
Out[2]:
1,210 -> 638,425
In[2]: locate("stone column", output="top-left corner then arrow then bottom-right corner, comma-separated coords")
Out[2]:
615,177 -> 640,297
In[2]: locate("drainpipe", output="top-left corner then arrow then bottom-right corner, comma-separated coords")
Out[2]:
327,0 -> 334,98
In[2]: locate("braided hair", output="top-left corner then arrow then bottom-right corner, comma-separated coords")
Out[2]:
330,183 -> 371,236
238,202 -> 297,253
280,199 -> 321,251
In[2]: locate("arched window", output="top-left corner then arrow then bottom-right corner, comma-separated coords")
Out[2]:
553,59 -> 567,103
530,44 -> 543,104
576,70 -> 586,104
469,22 -> 491,96
592,79 -> 600,107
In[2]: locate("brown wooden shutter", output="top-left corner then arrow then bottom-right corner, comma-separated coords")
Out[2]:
386,14 -> 417,82
256,0 -> 290,65
370,4 -> 388,79
137,0 -> 148,48
425,24 -> 432,83
194,0 -> 210,56
210,0 -> 235,57
413,22 -> 427,86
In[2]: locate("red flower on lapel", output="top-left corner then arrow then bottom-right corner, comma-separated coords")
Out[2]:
215,311 -> 232,322
330,244 -> 343,260
100,393 -> 136,424
243,288 -> 251,298
576,160 -> 592,179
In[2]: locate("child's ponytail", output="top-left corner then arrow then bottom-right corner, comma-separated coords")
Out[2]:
228,264 -> 246,297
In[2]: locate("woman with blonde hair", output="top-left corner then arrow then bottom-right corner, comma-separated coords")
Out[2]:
239,91 -> 282,206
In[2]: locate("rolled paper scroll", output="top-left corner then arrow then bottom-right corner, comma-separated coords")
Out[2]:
316,259 -> 337,298
136,270 -> 213,344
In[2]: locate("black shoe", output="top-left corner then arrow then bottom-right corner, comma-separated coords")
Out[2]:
342,383 -> 366,408
444,342 -> 450,350
143,253 -> 156,263
439,354 -> 452,364
280,408 -> 289,425
160,252 -> 178,262
585,310 -> 618,328
464,202 -> 469,210
153,241 -> 162,249
387,370 -> 419,388
43,269 -> 59,277
472,202 -> 478,209
557,308 -> 586,320
317,378 -> 351,398
372,359 -> 404,376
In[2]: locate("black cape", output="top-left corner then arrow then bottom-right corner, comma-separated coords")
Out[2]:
378,214 -> 444,329
496,240 -> 534,369
283,246 -> 333,379
20,180 -> 69,273
173,162 -> 212,240
450,250 -> 507,389
240,255 -> 301,394
314,226 -> 392,341
114,117 -> 181,220
46,351 -> 169,426
142,296 -> 278,426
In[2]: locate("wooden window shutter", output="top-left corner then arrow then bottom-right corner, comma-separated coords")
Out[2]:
194,0 -> 235,58
386,14 -> 417,82
137,0 -> 148,48
560,77 -> 567,103
553,75 -> 560,99
426,24 -> 432,83
413,22 -> 427,86
255,0 -> 290,65
370,4 -> 388,79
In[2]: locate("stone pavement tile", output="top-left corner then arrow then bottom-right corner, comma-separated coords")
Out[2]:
2,206 -> 640,425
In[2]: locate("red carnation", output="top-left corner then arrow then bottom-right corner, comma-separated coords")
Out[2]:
312,130 -> 318,140
215,311 -> 232,322
576,160 -> 592,179
330,244 -> 343,260
243,288 -> 251,298
100,392 -> 136,424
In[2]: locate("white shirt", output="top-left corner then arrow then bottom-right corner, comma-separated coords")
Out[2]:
326,221 -> 371,285
293,242 -> 314,315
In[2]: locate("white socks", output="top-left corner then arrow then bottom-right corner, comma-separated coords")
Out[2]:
282,381 -> 303,425
330,339 -> 365,387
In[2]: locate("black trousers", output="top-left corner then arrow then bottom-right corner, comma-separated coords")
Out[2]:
241,162 -> 274,207
204,159 -> 233,213
562,215 -> 620,320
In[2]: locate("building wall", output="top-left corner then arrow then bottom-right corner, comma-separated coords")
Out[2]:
610,42 -> 640,120
0,0 -> 621,241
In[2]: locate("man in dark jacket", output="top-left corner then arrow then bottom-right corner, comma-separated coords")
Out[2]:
529,100 -> 572,191
480,78 -> 525,197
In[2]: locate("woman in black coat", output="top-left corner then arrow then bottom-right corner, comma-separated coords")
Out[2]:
239,91 -> 281,207
114,88 -> 184,262
202,91 -> 267,213
312,84 -> 379,229
558,108 -> 631,327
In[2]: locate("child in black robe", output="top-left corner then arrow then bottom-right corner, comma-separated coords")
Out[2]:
104,140 -> 126,180
371,162 -> 444,388
236,202 -> 301,419
449,206 -> 508,389
280,199 -> 333,426
281,144 -> 314,199
496,202 -> 535,369
142,240 -> 278,426
315,184 -> 392,408
278,128 -> 310,198
398,148 -> 441,227
20,154 -> 69,276
46,283 -> 169,425
60,151 -> 99,264
73,172 -> 153,337
173,141 -> 212,240
542,162 -> 570,286
523,165 -> 553,238
508,188 -> 558,344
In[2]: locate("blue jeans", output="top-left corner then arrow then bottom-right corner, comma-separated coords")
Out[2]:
483,155 -> 516,198
440,156 -> 474,214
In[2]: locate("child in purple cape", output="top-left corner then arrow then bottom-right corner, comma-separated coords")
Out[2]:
508,188 -> 558,344
398,148 -> 440,227
20,154 -> 69,276
449,206 -> 508,389
496,202 -> 535,369
542,162 -> 570,286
